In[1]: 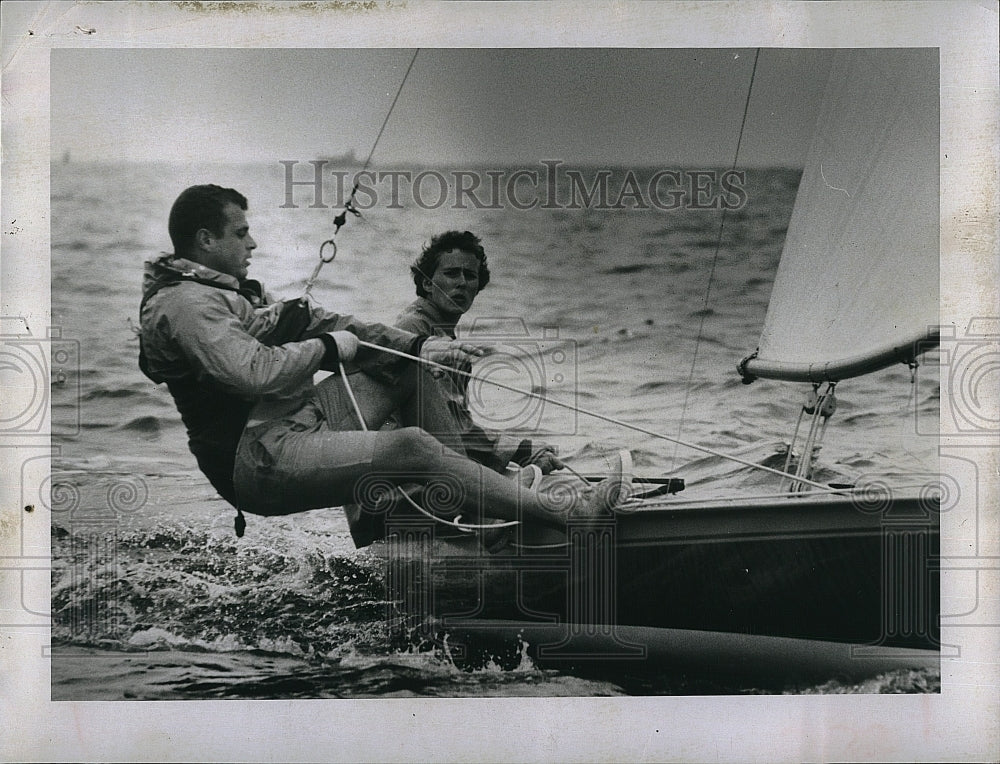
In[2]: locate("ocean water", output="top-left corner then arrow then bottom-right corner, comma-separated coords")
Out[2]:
49,161 -> 940,698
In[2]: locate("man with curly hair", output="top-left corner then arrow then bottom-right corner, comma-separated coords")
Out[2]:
397,230 -> 564,476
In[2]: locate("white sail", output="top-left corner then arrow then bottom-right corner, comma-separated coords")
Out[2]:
741,49 -> 939,383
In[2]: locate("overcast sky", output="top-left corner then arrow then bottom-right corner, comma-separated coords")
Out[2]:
51,48 -> 836,167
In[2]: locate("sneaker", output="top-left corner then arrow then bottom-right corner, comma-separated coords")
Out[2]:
573,449 -> 633,518
505,462 -> 543,490
481,523 -> 514,554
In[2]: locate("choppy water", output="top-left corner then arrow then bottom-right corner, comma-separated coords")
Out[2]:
49,161 -> 940,698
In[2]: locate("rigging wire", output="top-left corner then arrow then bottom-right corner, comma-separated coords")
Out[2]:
780,396 -> 811,492
789,382 -> 837,493
357,339 -> 836,493
793,391 -> 826,492
358,49 -> 420,178
668,48 -> 761,473
303,49 -> 421,297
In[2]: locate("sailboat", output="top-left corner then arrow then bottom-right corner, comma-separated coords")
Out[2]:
379,49 -> 942,682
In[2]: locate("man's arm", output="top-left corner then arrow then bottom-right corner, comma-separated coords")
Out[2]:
393,302 -> 563,473
278,298 -> 431,383
163,287 -> 327,397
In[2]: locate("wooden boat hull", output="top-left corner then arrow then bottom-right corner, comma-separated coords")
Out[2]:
380,493 -> 940,675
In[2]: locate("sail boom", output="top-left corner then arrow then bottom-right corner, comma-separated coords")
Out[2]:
739,328 -> 940,384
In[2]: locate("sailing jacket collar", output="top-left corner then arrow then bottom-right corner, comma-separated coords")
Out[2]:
403,296 -> 460,338
141,253 -> 265,308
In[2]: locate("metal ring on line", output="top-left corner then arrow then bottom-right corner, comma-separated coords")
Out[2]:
319,239 -> 338,263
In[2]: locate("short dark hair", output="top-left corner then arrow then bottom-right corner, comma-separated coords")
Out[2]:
411,230 -> 491,298
168,185 -> 248,254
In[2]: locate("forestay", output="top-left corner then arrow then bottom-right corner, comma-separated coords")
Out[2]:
741,49 -> 940,383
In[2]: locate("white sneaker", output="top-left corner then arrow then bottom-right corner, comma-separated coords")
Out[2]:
575,449 -> 633,517
505,462 -> 543,490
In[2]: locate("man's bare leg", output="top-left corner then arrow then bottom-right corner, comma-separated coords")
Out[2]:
368,428 -> 630,526
315,366 -> 630,525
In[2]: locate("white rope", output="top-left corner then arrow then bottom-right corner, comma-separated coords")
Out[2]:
338,359 -> 368,430
398,491 -> 520,533
337,359 -> 520,533
357,339 -> 837,493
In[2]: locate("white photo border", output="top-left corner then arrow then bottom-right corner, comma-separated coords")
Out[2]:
2,1 -> 997,762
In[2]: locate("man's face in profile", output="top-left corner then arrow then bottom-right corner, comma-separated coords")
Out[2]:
203,203 -> 256,280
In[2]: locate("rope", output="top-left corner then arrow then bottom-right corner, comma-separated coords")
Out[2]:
560,462 -> 590,484
781,402 -> 809,492
792,399 -> 824,493
336,357 -> 519,533
357,339 -> 836,493
338,360 -> 368,430
670,48 -> 761,471
790,382 -> 836,493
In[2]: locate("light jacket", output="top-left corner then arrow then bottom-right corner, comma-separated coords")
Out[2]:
394,297 -> 522,471
139,253 -> 423,506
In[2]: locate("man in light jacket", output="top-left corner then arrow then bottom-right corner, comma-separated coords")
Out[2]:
396,230 -> 563,475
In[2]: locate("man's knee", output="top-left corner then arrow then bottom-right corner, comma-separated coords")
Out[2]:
373,427 -> 443,472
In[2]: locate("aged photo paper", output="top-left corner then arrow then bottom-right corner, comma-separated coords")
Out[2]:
2,1 -> 998,761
